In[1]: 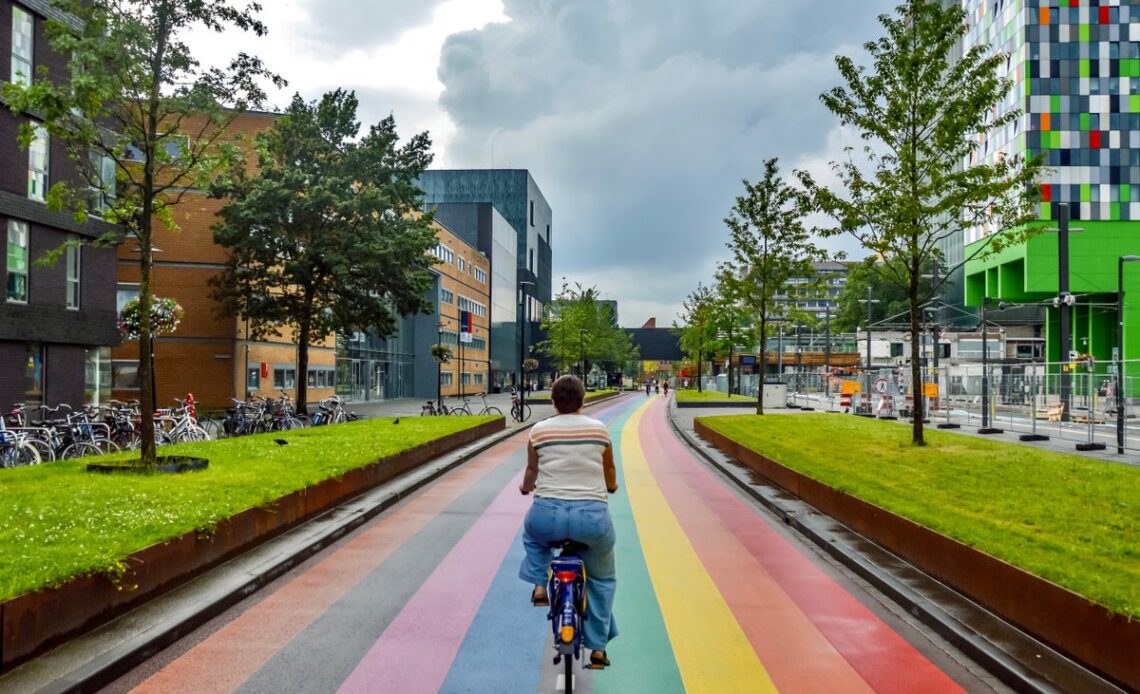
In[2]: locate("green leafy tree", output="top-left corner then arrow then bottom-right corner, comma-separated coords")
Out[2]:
723,158 -> 828,414
710,268 -> 757,396
211,90 -> 437,412
674,283 -> 718,393
2,0 -> 281,465
796,0 -> 1044,443
538,282 -> 636,382
832,256 -> 933,333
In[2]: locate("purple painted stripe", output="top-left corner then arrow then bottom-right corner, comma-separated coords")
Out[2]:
336,472 -> 530,694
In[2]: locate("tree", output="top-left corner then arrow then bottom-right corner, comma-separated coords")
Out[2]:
832,256 -> 932,333
211,90 -> 438,412
723,158 -> 828,415
2,0 -> 281,465
674,283 -> 718,393
796,0 -> 1044,444
709,268 -> 757,396
538,282 -> 637,382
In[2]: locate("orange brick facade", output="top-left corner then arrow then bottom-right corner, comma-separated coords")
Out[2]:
433,224 -> 491,398
112,111 -> 336,411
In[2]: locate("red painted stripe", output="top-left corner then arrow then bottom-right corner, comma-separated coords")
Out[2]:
336,470 -> 530,694
641,401 -> 964,693
129,438 -> 525,694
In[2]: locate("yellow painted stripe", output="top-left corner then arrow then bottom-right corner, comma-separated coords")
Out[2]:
620,401 -> 778,693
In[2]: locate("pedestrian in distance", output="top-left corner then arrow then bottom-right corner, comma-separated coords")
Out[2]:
645,381 -> 651,396
663,381 -> 669,396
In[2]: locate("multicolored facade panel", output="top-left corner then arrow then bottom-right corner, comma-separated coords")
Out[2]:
963,0 -> 1140,244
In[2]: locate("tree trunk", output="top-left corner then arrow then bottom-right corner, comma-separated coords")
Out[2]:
137,231 -> 156,466
756,317 -> 766,415
697,348 -> 703,392
910,291 -> 925,445
296,319 -> 311,415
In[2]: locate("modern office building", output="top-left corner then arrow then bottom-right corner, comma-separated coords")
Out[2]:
959,0 -> 1140,362
336,220 -> 492,401
418,169 -> 553,390
1,0 -> 120,410
787,261 -> 850,326
112,111 -> 339,409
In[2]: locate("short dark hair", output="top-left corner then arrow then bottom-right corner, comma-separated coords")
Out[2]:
551,375 -> 585,414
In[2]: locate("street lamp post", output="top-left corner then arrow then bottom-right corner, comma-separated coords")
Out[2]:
858,287 -> 880,397
979,298 -> 1003,434
579,328 -> 587,385
824,302 -> 832,397
436,320 -> 446,408
519,280 -> 535,415
1117,256 -> 1140,453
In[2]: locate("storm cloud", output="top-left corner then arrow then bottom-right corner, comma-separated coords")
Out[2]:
435,0 -> 896,324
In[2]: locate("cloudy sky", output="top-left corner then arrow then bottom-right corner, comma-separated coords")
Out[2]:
192,0 -> 897,326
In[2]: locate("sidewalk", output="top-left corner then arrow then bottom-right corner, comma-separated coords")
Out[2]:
344,391 -> 556,428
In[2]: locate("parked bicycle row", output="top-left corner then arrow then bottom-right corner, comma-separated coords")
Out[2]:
0,392 -> 360,468
421,389 -> 532,423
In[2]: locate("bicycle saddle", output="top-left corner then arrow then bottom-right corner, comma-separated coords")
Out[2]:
550,540 -> 589,554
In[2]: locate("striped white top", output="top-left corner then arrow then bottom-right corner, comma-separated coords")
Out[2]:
530,414 -> 612,502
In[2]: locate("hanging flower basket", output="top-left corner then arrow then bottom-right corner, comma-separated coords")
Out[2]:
119,296 -> 184,339
523,358 -> 539,372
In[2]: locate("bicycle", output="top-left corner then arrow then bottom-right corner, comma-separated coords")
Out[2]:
0,418 -> 40,468
510,389 -> 532,423
421,399 -> 450,416
545,540 -> 589,692
474,392 -> 503,417
449,396 -> 473,416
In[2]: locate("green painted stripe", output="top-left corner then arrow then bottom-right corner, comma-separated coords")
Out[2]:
595,397 -> 684,694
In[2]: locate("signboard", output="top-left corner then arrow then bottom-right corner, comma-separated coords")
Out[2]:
740,355 -> 757,366
460,310 -> 473,343
923,383 -> 939,398
873,377 -> 889,394
840,380 -> 861,395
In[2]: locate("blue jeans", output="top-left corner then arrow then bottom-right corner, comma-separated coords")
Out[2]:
519,497 -> 618,651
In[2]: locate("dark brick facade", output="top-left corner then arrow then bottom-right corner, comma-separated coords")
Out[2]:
1,0 -> 119,409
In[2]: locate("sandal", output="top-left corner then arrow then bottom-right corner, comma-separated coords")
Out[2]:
588,651 -> 611,670
531,586 -> 549,607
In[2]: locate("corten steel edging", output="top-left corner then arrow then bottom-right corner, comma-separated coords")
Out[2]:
0,419 -> 504,672
693,420 -> 1140,691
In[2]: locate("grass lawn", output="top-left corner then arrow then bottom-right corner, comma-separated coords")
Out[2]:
698,414 -> 1140,618
675,389 -> 754,403
0,416 -> 496,602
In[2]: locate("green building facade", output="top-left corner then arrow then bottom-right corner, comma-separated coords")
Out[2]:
962,0 -> 1140,363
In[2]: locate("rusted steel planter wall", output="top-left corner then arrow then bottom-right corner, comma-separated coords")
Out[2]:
695,420 -> 1140,690
0,419 -> 503,672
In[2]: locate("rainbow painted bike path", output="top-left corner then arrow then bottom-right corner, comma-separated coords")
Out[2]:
115,395 -> 986,693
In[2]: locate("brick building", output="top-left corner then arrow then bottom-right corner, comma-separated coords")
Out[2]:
1,0 -> 119,410
433,222 -> 491,398
111,111 -> 337,410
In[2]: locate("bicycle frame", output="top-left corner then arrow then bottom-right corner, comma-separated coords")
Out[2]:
548,548 -> 587,663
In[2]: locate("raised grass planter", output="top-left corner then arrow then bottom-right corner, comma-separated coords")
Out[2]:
694,418 -> 1140,689
0,418 -> 503,672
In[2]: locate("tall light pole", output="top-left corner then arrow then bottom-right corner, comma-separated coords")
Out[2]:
824,302 -> 832,397
436,320 -> 447,407
579,328 -> 587,385
1117,256 -> 1140,453
979,298 -> 1002,434
519,280 -> 535,413
858,287 -> 880,396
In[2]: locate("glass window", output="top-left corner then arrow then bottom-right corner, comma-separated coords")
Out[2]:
90,151 -> 116,215
112,360 -> 140,390
66,236 -> 80,309
84,347 -> 111,405
28,125 -> 48,201
25,343 -> 43,408
458,257 -> 465,272
247,366 -> 260,390
440,371 -> 453,386
116,283 -> 138,312
273,367 -> 296,389
7,220 -> 29,302
11,6 -> 32,86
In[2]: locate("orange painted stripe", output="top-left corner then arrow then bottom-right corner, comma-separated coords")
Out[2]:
636,408 -> 873,693
129,437 -> 525,694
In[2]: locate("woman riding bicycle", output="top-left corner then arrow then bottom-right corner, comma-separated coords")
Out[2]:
519,375 -> 618,670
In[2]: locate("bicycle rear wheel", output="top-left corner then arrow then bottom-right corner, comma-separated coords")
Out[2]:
564,653 -> 574,693
60,441 -> 102,460
0,441 -> 40,468
481,406 -> 503,416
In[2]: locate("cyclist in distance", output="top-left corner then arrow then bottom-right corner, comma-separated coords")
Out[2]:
518,375 -> 619,669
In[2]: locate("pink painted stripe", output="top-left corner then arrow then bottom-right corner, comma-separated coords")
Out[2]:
336,472 -> 530,694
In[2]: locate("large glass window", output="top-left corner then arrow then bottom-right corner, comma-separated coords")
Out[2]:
85,347 -> 111,405
66,236 -> 80,309
273,367 -> 296,389
7,220 -> 29,303
112,360 -> 139,390
28,125 -> 48,201
11,6 -> 32,86
25,343 -> 43,408
89,151 -> 116,215
247,366 -> 260,391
